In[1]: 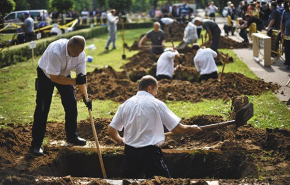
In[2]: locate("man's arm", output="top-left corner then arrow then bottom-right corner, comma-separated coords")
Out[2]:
266,19 -> 275,31
170,123 -> 202,134
50,74 -> 77,85
108,126 -> 123,144
138,35 -> 147,47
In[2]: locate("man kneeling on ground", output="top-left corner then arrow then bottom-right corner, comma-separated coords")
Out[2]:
192,43 -> 218,82
108,75 -> 202,178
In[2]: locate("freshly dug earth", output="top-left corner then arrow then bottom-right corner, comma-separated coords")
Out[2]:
1,112 -> 290,184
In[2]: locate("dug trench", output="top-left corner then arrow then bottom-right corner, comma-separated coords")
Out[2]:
1,26 -> 290,184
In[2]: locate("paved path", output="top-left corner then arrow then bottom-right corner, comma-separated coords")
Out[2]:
196,9 -> 290,102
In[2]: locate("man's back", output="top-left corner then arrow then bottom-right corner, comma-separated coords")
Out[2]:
24,17 -> 34,32
194,48 -> 218,75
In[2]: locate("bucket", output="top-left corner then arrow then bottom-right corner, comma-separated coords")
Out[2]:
87,56 -> 93,63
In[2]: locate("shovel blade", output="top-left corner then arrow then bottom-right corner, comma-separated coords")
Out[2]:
235,102 -> 254,127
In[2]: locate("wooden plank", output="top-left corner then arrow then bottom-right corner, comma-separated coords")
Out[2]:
45,141 -> 261,154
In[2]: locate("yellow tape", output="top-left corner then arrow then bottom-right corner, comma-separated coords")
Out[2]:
0,23 -> 11,32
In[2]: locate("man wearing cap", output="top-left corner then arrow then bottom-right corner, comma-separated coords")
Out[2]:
108,75 -> 202,178
192,43 -> 218,82
22,11 -> 34,42
30,35 -> 91,156
193,17 -> 221,52
139,22 -> 166,55
156,47 -> 180,80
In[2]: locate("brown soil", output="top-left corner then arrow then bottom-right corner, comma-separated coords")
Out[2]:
0,25 -> 288,184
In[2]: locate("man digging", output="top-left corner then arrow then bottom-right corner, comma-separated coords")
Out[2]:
108,75 -> 202,178
30,35 -> 91,156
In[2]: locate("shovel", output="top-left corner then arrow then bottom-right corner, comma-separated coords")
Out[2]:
165,102 -> 253,136
121,18 -> 126,59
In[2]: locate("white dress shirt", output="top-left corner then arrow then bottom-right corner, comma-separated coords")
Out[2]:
110,91 -> 180,148
194,48 -> 218,75
38,39 -> 86,78
160,17 -> 174,25
156,50 -> 179,78
183,22 -> 198,43
107,12 -> 119,31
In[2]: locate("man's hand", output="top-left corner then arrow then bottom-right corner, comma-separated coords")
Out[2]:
138,43 -> 142,48
76,73 -> 86,85
83,95 -> 92,110
188,125 -> 202,134
265,27 -> 269,31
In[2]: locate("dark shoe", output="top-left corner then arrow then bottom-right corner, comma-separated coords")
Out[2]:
66,137 -> 86,146
285,65 -> 289,70
31,147 -> 44,156
105,47 -> 109,50
112,47 -> 117,49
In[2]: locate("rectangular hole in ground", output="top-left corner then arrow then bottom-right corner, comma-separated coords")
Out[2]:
45,150 -> 258,179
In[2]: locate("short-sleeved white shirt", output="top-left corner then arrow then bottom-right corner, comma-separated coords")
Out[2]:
110,91 -> 180,148
156,50 -> 179,78
38,39 -> 86,79
193,48 -> 218,75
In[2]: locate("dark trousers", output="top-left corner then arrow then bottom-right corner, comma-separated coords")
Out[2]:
25,32 -> 34,42
198,71 -> 218,82
122,145 -> 171,179
157,75 -> 171,80
197,28 -> 202,38
31,67 -> 78,148
224,24 -> 235,36
284,40 -> 290,66
239,29 -> 248,42
151,47 -> 164,55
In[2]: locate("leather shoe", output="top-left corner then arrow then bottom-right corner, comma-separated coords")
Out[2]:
31,147 -> 44,156
66,137 -> 86,146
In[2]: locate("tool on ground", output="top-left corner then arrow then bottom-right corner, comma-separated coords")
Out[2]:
286,79 -> 290,86
84,87 -> 107,178
220,52 -> 229,82
121,18 -> 126,59
165,102 -> 253,136
141,45 -> 172,48
123,62 -> 130,79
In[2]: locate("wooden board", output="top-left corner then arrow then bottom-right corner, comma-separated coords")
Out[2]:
45,140 -> 261,154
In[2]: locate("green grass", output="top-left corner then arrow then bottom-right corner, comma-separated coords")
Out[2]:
0,27 -> 289,130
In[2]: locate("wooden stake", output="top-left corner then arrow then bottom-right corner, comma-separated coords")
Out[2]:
220,53 -> 229,82
84,87 -> 107,178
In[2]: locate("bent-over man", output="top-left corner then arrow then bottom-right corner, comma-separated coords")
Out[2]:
31,36 -> 91,156
156,48 -> 180,80
192,43 -> 218,82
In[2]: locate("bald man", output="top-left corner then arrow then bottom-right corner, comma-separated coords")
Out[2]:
31,35 -> 91,156
138,22 -> 166,55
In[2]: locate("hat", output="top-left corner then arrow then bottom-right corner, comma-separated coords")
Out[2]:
24,11 -> 30,16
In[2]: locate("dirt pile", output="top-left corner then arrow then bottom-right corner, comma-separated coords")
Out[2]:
218,36 -> 249,49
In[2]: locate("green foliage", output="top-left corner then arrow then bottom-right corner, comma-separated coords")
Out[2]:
49,0 -> 74,12
0,0 -> 16,16
72,0 -> 93,13
107,0 -> 132,12
14,0 -> 49,11
97,0 -> 106,9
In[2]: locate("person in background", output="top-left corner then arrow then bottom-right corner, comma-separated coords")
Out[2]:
192,43 -> 218,82
172,5 -> 180,23
156,48 -> 180,80
16,28 -> 25,44
101,10 -> 107,26
237,17 -> 249,44
81,8 -> 89,25
108,75 -> 202,178
180,1 -> 189,23
193,17 -> 221,52
281,2 -> 290,70
22,11 -> 34,42
95,8 -> 102,25
138,22 -> 166,55
0,13 -> 5,29
179,20 -> 198,49
266,2 -> 281,34
89,8 -> 95,25
105,9 -> 119,50
30,36 -> 91,156
149,6 -> 156,19
160,14 -> 175,37
209,1 -> 218,22
260,3 -> 271,29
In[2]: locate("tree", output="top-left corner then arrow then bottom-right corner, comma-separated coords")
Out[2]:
97,0 -> 106,9
108,0 -> 132,12
49,0 -> 74,12
72,0 -> 93,13
0,0 -> 16,16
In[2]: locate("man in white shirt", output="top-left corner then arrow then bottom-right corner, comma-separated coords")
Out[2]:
81,8 -> 89,25
105,9 -> 119,50
160,15 -> 175,37
156,48 -> 180,80
209,1 -> 218,22
192,43 -> 218,82
108,75 -> 202,178
31,36 -> 91,156
179,21 -> 198,49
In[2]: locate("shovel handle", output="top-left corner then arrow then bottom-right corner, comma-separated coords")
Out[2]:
165,120 -> 235,136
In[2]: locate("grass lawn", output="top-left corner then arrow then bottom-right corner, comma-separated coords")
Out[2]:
0,28 -> 289,130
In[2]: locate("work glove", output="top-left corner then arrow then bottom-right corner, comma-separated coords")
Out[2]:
83,95 -> 92,111
76,73 -> 86,85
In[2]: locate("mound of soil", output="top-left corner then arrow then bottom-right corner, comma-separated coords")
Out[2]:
1,110 -> 290,184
